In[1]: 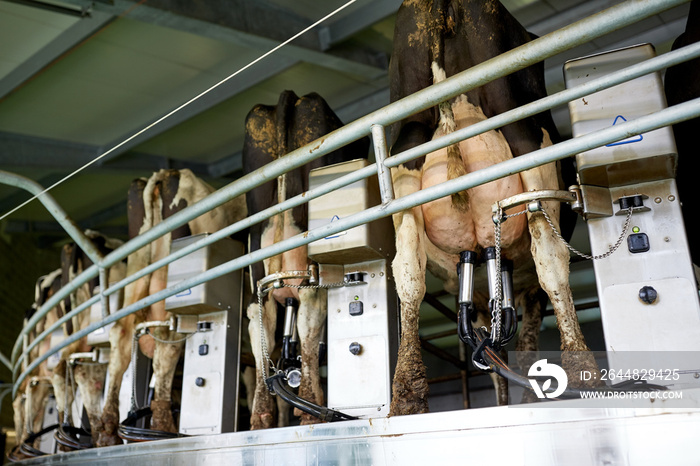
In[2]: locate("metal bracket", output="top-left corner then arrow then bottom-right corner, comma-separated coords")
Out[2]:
257,266 -> 318,295
492,189 -> 579,224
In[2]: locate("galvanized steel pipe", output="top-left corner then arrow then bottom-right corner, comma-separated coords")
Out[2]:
9,0 -> 693,391
15,95 -> 700,394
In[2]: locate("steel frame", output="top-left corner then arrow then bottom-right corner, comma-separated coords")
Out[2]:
4,0 -> 699,398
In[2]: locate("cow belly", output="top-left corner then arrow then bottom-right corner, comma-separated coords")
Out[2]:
455,96 -> 527,249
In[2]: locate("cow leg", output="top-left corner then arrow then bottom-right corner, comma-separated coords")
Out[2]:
73,363 -> 107,438
26,380 -> 51,448
52,360 -> 72,426
149,328 -> 183,433
97,317 -> 133,446
293,287 -> 327,424
389,167 -> 429,416
520,155 -> 598,384
12,391 -> 26,446
515,289 -> 546,403
247,299 -> 277,429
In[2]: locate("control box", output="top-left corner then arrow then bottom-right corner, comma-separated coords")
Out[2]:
565,44 -> 700,377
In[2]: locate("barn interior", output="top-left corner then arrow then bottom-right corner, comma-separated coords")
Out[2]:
0,0 -> 697,461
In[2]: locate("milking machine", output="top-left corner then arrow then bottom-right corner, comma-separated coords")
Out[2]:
165,234 -> 244,436
564,43 -> 700,382
118,234 -> 244,440
459,44 -> 700,397
257,159 -> 399,421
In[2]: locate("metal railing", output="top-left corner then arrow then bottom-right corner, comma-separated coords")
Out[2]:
7,0 -> 699,397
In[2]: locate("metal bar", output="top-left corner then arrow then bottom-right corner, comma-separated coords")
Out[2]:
10,0 -> 689,362
388,38 -> 700,168
423,293 -> 458,324
420,338 -> 466,370
0,351 -> 12,372
103,163 -> 378,298
16,96 -> 700,395
99,267 -> 110,319
9,0 -> 693,389
14,163 -> 379,371
370,124 -> 395,205
0,171 -> 104,264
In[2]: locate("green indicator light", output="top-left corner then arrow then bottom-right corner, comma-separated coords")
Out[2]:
354,296 -> 359,301
633,226 -> 640,233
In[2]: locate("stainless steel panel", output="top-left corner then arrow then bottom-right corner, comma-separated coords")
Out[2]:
165,235 -> 244,315
308,159 -> 395,264
325,259 -> 398,419
18,389 -> 700,466
179,308 -> 241,435
566,44 -> 677,187
86,288 -> 122,347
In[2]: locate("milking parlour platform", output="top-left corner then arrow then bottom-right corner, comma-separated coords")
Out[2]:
15,391 -> 700,465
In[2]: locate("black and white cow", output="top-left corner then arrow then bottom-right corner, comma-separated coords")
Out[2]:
387,0 -> 590,414
243,90 -> 369,428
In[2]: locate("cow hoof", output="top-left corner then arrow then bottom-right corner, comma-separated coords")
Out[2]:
250,412 -> 274,430
150,400 -> 177,433
96,432 -> 123,447
389,341 -> 430,416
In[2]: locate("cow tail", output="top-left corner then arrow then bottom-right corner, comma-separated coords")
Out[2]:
429,3 -> 469,212
431,65 -> 469,212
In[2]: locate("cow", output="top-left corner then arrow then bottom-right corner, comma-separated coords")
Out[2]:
10,271 -> 62,460
665,0 -> 700,275
386,0 -> 594,414
96,168 -> 246,446
50,230 -> 126,449
242,90 -> 369,429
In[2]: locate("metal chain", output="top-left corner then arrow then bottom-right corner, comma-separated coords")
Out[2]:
492,205 -> 633,341
149,330 -> 193,345
63,358 -> 72,426
256,278 -> 345,384
257,287 -> 276,382
541,206 -> 635,260
130,333 -> 139,412
491,209 -> 527,342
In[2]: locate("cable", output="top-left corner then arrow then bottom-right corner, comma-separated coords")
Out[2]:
0,0 -> 359,223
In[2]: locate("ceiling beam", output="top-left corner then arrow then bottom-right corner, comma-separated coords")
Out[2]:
320,0 -> 402,49
0,131 -> 212,175
0,7 -> 114,101
94,55 -> 300,167
61,0 -> 388,77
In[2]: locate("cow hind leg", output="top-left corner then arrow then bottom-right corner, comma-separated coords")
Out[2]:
97,318 -> 133,447
389,206 -> 429,416
247,300 -> 277,429
294,287 -> 327,425
149,328 -> 184,433
73,363 -> 108,437
516,289 -> 546,404
520,159 -> 599,385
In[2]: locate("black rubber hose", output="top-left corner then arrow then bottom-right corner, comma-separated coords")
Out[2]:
118,407 -> 187,443
267,374 -> 357,422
